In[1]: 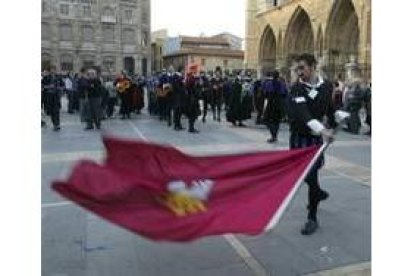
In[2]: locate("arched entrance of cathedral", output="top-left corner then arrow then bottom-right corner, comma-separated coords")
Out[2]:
284,6 -> 315,69
258,25 -> 277,76
325,0 -> 360,79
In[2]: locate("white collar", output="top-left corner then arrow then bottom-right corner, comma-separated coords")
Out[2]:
299,75 -> 324,89
300,75 -> 324,99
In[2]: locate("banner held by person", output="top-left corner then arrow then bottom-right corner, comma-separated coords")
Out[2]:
52,136 -> 327,242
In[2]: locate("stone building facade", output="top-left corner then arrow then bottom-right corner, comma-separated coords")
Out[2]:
212,33 -> 243,50
41,0 -> 151,76
245,0 -> 371,80
163,36 -> 244,74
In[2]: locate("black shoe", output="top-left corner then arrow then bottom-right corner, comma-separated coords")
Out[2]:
96,124 -> 101,130
189,128 -> 199,133
41,121 -> 46,128
231,121 -> 237,126
121,115 -> 126,120
217,117 -> 221,122
319,190 -> 329,202
238,122 -> 246,127
301,220 -> 319,235
84,125 -> 93,130
53,126 -> 61,131
202,117 -> 206,123
267,137 -> 278,143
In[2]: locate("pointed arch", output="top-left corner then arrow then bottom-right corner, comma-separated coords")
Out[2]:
284,6 -> 315,64
258,25 -> 277,74
325,0 -> 360,74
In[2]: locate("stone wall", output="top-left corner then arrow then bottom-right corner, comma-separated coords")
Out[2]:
41,0 -> 151,76
245,0 -> 371,81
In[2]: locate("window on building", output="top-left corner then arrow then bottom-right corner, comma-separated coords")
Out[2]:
103,57 -> 115,72
60,24 -> 72,41
103,7 -> 114,17
60,4 -> 69,15
141,31 -> 148,47
273,0 -> 278,6
83,5 -> 91,17
122,29 -> 135,44
102,24 -> 115,42
60,55 -> 74,71
41,23 -> 50,40
82,25 -> 94,41
125,10 -> 132,21
82,57 -> 95,69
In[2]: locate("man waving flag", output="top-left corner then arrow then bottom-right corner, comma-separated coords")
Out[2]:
52,136 -> 326,242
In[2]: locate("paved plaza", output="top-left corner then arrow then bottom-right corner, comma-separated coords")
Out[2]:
42,103 -> 371,276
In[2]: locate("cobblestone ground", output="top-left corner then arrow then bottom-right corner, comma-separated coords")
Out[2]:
42,100 -> 371,276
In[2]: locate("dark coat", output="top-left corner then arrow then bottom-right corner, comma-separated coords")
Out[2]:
41,74 -> 64,115
183,76 -> 201,119
263,78 -> 284,123
79,78 -> 103,122
226,80 -> 252,122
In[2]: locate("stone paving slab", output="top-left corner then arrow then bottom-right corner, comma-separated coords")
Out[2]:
303,262 -> 371,276
236,177 -> 370,276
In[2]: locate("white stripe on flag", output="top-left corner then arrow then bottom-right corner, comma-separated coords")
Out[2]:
264,143 -> 329,231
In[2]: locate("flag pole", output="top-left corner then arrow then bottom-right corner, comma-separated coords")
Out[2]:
264,141 -> 329,231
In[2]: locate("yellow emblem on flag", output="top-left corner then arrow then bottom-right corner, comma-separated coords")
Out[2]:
162,179 -> 214,217
164,193 -> 207,217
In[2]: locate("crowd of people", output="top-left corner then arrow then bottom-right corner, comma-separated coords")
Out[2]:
41,53 -> 372,235
41,61 -> 371,140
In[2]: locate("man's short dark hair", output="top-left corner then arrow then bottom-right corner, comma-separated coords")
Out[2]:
80,67 -> 87,74
297,53 -> 317,67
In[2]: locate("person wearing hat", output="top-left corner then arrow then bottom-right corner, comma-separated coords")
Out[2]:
226,73 -> 252,127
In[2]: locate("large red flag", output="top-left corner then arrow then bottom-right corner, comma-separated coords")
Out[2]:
52,137 -> 325,242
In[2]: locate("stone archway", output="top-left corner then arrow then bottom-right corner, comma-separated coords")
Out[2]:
258,25 -> 277,76
284,6 -> 315,66
325,0 -> 360,79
